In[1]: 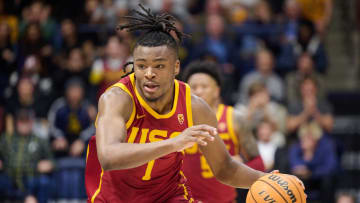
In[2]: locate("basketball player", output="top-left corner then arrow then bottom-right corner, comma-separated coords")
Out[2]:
182,61 -> 265,203
85,4 -> 278,203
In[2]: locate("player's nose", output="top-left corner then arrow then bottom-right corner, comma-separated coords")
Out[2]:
144,67 -> 155,79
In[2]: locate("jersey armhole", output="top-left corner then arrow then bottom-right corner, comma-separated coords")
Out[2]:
107,83 -> 136,129
185,84 -> 193,127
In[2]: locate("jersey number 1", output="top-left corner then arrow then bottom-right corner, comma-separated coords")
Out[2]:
128,127 -> 181,181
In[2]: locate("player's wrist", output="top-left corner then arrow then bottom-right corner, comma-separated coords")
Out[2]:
165,137 -> 182,153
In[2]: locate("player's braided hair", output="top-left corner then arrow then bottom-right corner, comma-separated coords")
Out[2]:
117,4 -> 188,78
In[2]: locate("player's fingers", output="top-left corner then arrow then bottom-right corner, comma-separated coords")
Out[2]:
196,138 -> 208,146
190,130 -> 214,141
270,170 -> 279,174
191,125 -> 217,136
288,174 -> 305,190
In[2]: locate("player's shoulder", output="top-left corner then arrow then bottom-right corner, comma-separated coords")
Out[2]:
190,93 -> 209,111
99,86 -> 133,109
190,93 -> 217,126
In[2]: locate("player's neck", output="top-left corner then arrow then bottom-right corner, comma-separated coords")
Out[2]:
144,83 -> 175,115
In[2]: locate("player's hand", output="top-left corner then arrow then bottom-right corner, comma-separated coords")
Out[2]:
171,124 -> 217,152
269,170 -> 306,191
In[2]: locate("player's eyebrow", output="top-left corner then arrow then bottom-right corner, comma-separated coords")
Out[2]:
153,58 -> 167,62
135,58 -> 146,62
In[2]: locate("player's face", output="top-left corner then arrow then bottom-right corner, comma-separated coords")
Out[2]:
187,73 -> 220,106
133,45 -> 180,102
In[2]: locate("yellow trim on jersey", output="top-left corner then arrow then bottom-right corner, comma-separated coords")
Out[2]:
111,83 -> 136,129
86,143 -> 90,164
91,169 -> 104,203
216,104 -> 225,120
185,84 -> 193,127
130,73 -> 179,119
179,171 -> 195,203
226,106 -> 239,154
94,114 -> 99,128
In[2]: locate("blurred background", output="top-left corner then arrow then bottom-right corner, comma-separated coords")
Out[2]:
0,0 -> 359,202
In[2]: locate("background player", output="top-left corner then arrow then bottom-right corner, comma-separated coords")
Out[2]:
182,60 -> 265,203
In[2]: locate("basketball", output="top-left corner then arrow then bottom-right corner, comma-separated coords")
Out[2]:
246,173 -> 306,203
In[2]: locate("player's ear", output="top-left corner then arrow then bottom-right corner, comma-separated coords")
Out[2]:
174,59 -> 180,76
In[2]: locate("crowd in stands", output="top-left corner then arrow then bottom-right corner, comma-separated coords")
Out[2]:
0,0 -> 355,202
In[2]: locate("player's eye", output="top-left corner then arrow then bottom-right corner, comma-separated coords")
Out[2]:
155,64 -> 164,69
137,64 -> 146,69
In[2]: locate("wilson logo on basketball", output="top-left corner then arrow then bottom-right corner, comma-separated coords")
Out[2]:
258,190 -> 277,203
268,175 -> 297,203
178,114 -> 184,125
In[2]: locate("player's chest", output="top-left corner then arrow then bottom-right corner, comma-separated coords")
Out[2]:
126,117 -> 187,144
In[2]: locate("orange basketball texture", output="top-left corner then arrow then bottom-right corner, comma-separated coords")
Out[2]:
246,173 -> 306,203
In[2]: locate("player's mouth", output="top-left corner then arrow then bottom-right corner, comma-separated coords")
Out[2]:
143,82 -> 159,93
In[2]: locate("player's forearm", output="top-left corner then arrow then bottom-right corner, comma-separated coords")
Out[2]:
98,139 -> 176,171
217,158 -> 266,188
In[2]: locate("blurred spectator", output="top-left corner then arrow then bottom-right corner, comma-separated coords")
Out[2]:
19,1 -> 56,42
53,48 -> 91,97
90,0 -> 118,28
256,119 -> 286,171
172,19 -> 194,68
336,193 -> 356,203
5,77 -> 51,136
282,0 -> 301,43
18,23 -> 53,69
286,52 -> 326,104
289,122 -> 338,201
296,0 -> 333,34
251,0 -> 280,53
254,0 -> 274,24
48,78 -> 94,158
287,76 -> 334,133
278,16 -> 328,73
54,18 -> 80,59
78,0 -> 101,24
89,36 -> 132,99
237,49 -> 284,104
193,14 -> 233,64
82,40 -> 97,68
0,22 -> 16,100
0,0 -> 18,44
276,0 -> 302,74
223,2 -> 248,25
0,108 -> 54,203
236,82 -> 287,133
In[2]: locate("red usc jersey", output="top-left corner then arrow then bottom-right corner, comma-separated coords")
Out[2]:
85,74 -> 195,203
182,104 -> 239,203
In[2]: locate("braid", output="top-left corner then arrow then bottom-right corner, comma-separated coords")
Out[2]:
121,61 -> 134,78
117,4 -> 189,50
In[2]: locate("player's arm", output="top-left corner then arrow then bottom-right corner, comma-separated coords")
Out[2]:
192,94 -> 266,188
96,88 -> 215,171
233,110 -> 265,171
